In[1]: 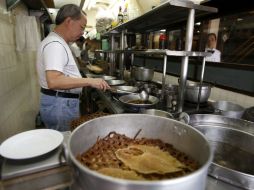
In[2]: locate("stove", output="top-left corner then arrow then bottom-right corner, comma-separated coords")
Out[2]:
1,131 -> 70,179
183,101 -> 215,115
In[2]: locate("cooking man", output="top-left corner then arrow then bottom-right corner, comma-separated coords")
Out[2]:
36,4 -> 110,131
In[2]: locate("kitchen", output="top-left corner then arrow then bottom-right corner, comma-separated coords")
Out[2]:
0,0 -> 253,189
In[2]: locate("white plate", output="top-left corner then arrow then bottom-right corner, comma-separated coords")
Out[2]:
0,129 -> 63,160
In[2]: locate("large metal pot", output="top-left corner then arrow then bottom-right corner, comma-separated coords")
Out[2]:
185,83 -> 211,103
68,114 -> 212,190
189,114 -> 254,190
131,66 -> 154,81
211,101 -> 245,119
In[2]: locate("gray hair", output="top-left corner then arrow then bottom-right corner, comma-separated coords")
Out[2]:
55,4 -> 86,25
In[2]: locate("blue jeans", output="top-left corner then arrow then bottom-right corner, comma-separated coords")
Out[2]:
40,93 -> 80,131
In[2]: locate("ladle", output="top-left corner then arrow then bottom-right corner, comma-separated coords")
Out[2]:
139,90 -> 149,101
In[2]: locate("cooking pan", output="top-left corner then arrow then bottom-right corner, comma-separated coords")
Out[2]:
68,114 -> 212,190
189,114 -> 254,190
86,74 -> 116,81
118,93 -> 159,108
110,86 -> 139,95
101,75 -> 116,81
107,79 -> 125,86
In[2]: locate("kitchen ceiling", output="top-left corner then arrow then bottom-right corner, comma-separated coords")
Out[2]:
47,0 -> 161,30
47,0 -> 205,30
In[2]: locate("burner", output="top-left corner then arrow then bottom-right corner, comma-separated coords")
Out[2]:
183,101 -> 215,114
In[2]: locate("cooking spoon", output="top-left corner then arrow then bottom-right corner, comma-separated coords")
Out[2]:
139,90 -> 149,101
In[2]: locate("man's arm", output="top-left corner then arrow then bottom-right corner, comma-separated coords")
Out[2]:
46,70 -> 110,91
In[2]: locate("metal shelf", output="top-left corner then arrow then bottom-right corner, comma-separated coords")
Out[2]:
100,0 -> 218,113
96,49 -> 212,57
106,0 -> 217,34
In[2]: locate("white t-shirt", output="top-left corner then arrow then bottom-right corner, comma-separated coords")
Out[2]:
36,32 -> 82,94
205,48 -> 221,62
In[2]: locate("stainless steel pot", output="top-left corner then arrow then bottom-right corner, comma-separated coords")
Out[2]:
185,83 -> 211,103
118,93 -> 159,108
211,101 -> 245,119
189,114 -> 254,190
131,66 -> 154,81
68,114 -> 212,190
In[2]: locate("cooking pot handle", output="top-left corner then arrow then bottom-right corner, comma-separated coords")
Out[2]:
59,143 -> 71,165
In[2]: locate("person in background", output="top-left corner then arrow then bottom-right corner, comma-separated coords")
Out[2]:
80,39 -> 90,64
36,4 -> 110,131
205,33 -> 221,62
70,35 -> 86,66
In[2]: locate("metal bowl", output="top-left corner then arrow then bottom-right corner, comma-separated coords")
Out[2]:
189,114 -> 254,190
131,66 -> 154,81
211,101 -> 245,119
185,83 -> 211,103
118,94 -> 159,108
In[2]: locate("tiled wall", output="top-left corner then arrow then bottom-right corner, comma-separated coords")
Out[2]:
0,1 -> 40,142
153,72 -> 254,108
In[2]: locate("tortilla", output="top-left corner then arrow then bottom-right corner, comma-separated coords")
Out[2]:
115,145 -> 186,174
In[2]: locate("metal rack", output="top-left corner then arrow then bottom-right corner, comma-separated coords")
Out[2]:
97,0 -> 217,112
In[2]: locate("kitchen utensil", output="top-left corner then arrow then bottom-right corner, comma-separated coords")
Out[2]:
139,90 -> 149,101
110,86 -> 138,95
211,101 -> 245,119
189,114 -> 254,190
185,82 -> 211,103
0,129 -> 63,160
112,86 -> 138,93
107,80 -> 126,86
110,88 -> 133,94
118,94 -> 159,108
68,114 -> 212,190
101,76 -> 116,81
131,66 -> 154,81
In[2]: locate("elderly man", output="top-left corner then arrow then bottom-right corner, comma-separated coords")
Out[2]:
36,4 -> 110,131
